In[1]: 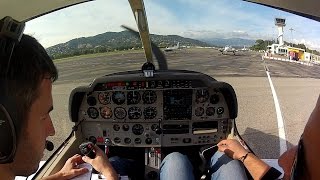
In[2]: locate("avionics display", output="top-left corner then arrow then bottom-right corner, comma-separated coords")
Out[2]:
163,89 -> 192,120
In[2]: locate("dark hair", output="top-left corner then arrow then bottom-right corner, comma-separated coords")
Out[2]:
0,34 -> 58,136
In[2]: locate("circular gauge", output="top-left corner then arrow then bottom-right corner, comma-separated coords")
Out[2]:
144,107 -> 157,119
98,92 -> 111,105
127,91 -> 141,105
114,137 -> 121,143
134,138 -> 142,144
196,89 -> 209,103
87,96 -> 97,106
87,107 -> 99,119
100,106 -> 112,119
195,107 -> 204,116
128,107 -> 142,119
217,107 -> 224,115
113,124 -> 120,131
151,124 -> 159,131
132,124 -> 144,135
210,94 -> 220,104
112,91 -> 125,105
142,90 -> 157,104
124,138 -> 131,144
122,124 -> 129,131
114,107 -> 127,119
206,107 -> 215,116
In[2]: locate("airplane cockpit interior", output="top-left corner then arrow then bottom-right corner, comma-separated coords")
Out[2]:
2,0 -> 319,179
19,1 -> 242,179
68,68 -> 238,179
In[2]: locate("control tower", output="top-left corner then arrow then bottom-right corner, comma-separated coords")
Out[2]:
275,18 -> 286,46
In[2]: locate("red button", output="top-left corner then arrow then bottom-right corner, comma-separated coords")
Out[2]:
97,137 -> 104,143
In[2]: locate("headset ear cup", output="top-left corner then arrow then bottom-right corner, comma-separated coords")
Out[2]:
0,97 -> 17,164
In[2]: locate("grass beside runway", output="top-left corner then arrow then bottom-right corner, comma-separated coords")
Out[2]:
53,49 -> 145,64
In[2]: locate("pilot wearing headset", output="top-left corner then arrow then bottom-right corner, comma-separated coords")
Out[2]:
0,17 -> 117,180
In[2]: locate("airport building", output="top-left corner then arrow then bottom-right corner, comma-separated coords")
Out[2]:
266,18 -> 314,62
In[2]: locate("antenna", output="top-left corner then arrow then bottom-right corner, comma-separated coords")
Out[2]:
289,28 -> 294,47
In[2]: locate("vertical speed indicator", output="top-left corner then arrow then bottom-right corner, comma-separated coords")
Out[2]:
127,91 -> 141,105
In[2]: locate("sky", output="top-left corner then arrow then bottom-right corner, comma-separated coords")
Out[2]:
24,0 -> 320,50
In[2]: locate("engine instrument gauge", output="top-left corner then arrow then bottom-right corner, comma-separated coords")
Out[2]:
98,92 -> 111,105
195,107 -> 204,116
124,138 -> 131,144
142,90 -> 157,104
100,106 -> 112,119
122,124 -> 129,131
132,124 -> 144,135
127,91 -> 141,105
114,107 -> 127,119
128,107 -> 142,119
113,124 -> 120,131
112,91 -> 125,105
134,138 -> 142,144
206,107 -> 215,116
196,89 -> 209,103
114,137 -> 121,143
87,96 -> 97,106
87,107 -> 99,119
151,124 -> 159,131
144,107 -> 157,119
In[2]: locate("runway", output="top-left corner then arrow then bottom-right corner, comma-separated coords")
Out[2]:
45,48 -> 320,160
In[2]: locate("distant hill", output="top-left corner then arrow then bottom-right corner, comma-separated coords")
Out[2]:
200,38 -> 255,48
46,31 -> 210,59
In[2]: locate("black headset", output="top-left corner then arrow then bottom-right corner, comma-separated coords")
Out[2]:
0,16 -> 25,164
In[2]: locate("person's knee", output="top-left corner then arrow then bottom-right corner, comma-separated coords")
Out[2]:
210,151 -> 229,165
161,152 -> 192,169
109,156 -> 121,162
164,152 -> 187,162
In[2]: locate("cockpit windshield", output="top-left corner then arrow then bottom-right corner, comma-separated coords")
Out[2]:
22,0 -> 320,172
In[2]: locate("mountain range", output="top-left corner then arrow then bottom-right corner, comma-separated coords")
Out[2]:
46,31 -> 255,59
200,38 -> 255,48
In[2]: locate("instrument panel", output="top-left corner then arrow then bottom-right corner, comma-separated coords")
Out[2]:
69,70 -> 238,148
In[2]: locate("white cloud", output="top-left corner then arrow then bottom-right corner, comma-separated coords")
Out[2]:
25,0 -> 135,47
23,0 -> 320,50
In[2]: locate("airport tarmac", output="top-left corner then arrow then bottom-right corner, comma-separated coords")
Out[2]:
45,48 -> 320,160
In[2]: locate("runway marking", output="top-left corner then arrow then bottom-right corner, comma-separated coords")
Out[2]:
263,57 -> 287,155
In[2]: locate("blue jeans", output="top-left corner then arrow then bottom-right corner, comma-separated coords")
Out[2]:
110,151 -> 248,180
160,151 -> 247,180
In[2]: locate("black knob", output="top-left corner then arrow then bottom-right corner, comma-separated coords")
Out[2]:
145,138 -> 152,144
89,136 -> 97,144
155,128 -> 162,135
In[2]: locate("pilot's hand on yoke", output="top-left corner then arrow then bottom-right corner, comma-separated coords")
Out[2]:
82,145 -> 118,180
218,139 -> 249,160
